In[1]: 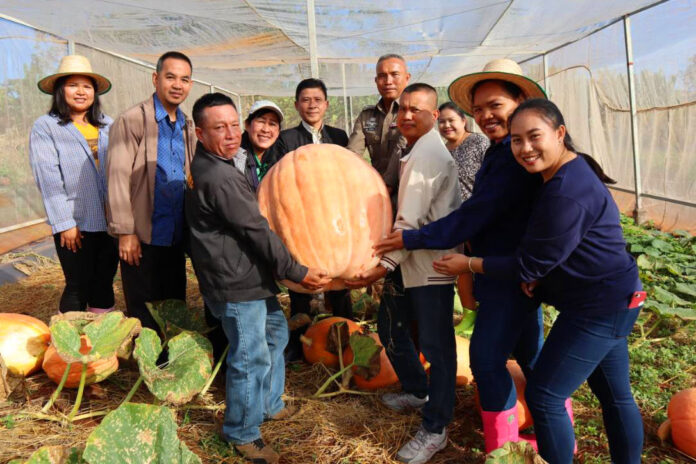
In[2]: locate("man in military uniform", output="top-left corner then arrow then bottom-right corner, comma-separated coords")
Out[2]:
347,54 -> 411,200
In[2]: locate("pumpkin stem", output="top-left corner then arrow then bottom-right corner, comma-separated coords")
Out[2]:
299,334 -> 312,347
199,343 -> 230,398
313,362 -> 354,397
41,362 -> 72,413
121,375 -> 144,405
68,362 -> 88,420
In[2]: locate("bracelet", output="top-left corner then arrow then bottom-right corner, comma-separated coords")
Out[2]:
468,257 -> 475,273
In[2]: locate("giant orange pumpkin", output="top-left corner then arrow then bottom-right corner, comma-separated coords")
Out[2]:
662,388 -> 696,458
258,144 -> 392,293
300,317 -> 361,368
0,313 -> 50,376
342,332 -> 398,390
42,335 -> 118,388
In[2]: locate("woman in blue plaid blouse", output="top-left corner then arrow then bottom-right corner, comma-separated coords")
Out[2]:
29,55 -> 118,314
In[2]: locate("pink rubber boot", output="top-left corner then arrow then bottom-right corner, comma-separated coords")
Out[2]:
481,407 -> 519,453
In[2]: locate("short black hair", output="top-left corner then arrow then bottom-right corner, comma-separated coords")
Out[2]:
49,75 -> 105,127
156,51 -> 192,73
295,78 -> 327,101
192,92 -> 236,126
403,82 -> 438,105
470,79 -> 523,102
438,101 -> 465,118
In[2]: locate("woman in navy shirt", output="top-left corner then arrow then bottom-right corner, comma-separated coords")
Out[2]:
434,99 -> 643,463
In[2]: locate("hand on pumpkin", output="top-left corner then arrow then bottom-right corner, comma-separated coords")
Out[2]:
432,254 -> 470,276
300,267 -> 332,291
344,265 -> 388,288
60,226 -> 83,253
373,230 -> 404,256
520,280 -> 539,298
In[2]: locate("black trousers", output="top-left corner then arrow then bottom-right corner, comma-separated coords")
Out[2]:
119,241 -> 186,331
54,231 -> 119,312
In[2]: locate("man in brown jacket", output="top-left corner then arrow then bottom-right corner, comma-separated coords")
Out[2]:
106,51 -> 195,330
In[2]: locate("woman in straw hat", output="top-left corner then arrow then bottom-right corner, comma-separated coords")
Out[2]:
433,98 -> 644,463
374,58 -> 574,454
29,55 -> 118,314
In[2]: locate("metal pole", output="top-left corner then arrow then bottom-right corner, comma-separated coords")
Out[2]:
542,53 -> 549,97
68,40 -> 75,55
237,95 -> 244,121
210,84 -> 215,94
341,63 -> 349,133
349,96 -> 354,127
306,0 -> 319,78
623,15 -> 643,223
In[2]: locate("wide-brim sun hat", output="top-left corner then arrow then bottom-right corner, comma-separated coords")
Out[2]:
37,55 -> 112,95
248,100 -> 284,123
448,58 -> 546,116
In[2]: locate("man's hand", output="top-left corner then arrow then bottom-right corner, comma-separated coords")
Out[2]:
373,230 -> 404,256
119,234 -> 142,266
520,280 -> 539,298
300,268 -> 331,291
344,265 -> 388,289
60,226 -> 83,253
432,254 -> 469,276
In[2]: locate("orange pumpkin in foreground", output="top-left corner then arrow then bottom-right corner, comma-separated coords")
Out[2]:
343,332 -> 398,390
258,144 -> 392,293
42,335 -> 118,388
300,317 -> 361,368
0,313 -> 50,376
661,388 -> 696,458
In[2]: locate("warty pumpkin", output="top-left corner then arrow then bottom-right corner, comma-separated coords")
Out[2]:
42,335 -> 118,388
257,144 -> 393,293
0,313 -> 50,376
300,317 -> 360,368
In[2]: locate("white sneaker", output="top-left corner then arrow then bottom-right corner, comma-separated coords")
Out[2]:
381,392 -> 428,412
396,426 -> 447,464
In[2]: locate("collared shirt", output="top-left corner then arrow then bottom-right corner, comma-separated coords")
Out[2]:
301,120 -> 323,144
151,93 -> 186,246
231,147 -> 248,174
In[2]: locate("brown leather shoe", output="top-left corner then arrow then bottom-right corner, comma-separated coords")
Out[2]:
234,438 -> 279,464
269,403 -> 299,421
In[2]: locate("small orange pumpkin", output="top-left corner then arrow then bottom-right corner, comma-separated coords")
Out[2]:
664,388 -> 696,457
455,336 -> 474,386
300,317 -> 361,368
258,144 -> 393,293
506,360 -> 533,430
42,335 -> 118,388
343,332 -> 398,390
0,313 -> 50,376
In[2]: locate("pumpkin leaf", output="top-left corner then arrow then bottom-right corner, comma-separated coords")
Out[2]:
485,441 -> 547,463
82,403 -> 201,464
133,328 -> 213,404
454,308 -> 477,338
11,446 -> 83,464
673,282 -> 696,298
0,354 -> 23,402
146,300 -> 212,339
325,321 -> 351,356
347,332 -> 381,371
652,287 -> 691,306
49,312 -> 141,364
636,254 -> 653,270
646,302 -> 696,320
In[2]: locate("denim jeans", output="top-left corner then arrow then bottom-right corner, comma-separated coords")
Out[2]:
469,282 -> 543,411
205,296 -> 289,444
378,268 -> 456,433
525,307 -> 643,464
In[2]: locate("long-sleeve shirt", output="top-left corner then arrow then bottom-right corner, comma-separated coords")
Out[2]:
402,137 -> 542,287
29,113 -> 113,234
484,156 -> 641,314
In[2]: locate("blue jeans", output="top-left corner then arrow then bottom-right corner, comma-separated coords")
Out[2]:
378,268 -> 456,433
469,282 -> 543,411
205,296 -> 289,444
526,307 -> 643,464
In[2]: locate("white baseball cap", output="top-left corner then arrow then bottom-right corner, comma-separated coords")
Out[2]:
248,100 -> 284,123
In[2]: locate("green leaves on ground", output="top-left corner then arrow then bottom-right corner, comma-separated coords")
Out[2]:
82,403 -> 201,464
9,446 -> 83,464
485,441 -> 546,463
49,312 -> 141,364
146,300 -> 213,339
133,328 -> 213,404
348,333 -> 382,379
454,308 -> 477,338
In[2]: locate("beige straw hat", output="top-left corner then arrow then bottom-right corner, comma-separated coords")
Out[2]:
448,58 -> 546,116
37,55 -> 111,95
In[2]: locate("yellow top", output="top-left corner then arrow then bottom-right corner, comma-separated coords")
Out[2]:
73,122 -> 100,167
